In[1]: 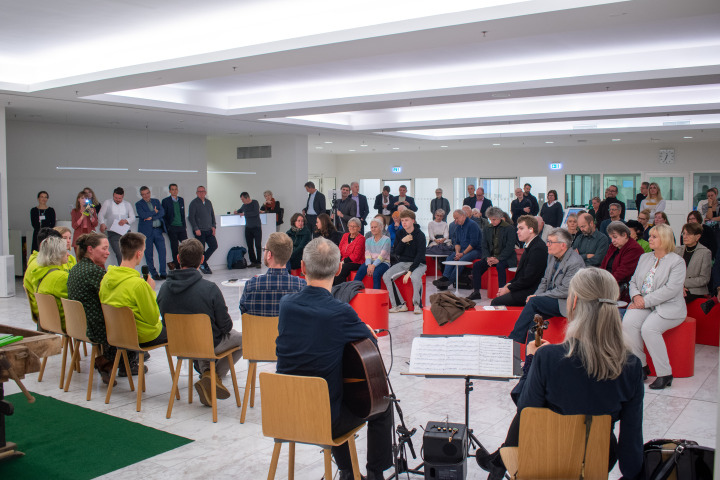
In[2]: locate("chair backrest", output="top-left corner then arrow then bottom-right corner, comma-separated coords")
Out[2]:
164,313 -> 217,359
259,372 -> 333,445
516,407 -> 611,480
61,298 -> 91,343
101,304 -> 142,351
35,292 -> 64,335
241,314 -> 279,362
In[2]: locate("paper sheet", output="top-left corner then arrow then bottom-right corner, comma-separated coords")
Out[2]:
408,335 -> 516,378
109,219 -> 131,235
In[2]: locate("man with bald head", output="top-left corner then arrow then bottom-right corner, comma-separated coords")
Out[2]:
535,215 -> 553,243
573,213 -> 609,267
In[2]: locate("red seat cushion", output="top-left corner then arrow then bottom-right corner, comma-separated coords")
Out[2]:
645,317 -> 696,378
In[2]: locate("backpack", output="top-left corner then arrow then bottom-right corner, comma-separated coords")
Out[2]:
227,246 -> 248,269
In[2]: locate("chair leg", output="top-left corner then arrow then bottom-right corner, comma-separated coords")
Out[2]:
166,358 -> 183,419
166,346 -> 180,400
63,339 -> 81,392
121,350 -> 135,391
188,360 -> 193,404
250,364 -> 257,408
241,361 -> 256,424
86,345 -> 98,401
227,353 -> 241,408
348,435 -> 361,480
105,350 -> 122,404
59,336 -> 69,389
288,441 -> 295,480
38,356 -> 48,382
323,448 -> 333,480
83,341 -> 88,357
210,361 -> 218,423
136,351 -> 145,412
267,442 -> 282,480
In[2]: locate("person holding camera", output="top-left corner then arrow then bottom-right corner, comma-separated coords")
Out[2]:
71,190 -> 99,255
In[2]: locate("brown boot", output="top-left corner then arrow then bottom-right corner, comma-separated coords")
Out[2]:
194,371 -> 213,407
215,374 -> 231,400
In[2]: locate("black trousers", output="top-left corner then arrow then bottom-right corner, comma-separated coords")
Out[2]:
490,291 -> 527,307
333,261 -> 361,286
139,325 -> 168,349
167,225 -> 188,268
245,226 -> 262,264
194,229 -> 218,267
331,403 -> 393,473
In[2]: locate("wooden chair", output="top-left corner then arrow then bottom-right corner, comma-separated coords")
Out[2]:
164,313 -> 242,423
240,314 -> 279,424
35,292 -> 75,389
61,298 -> 101,400
500,407 -> 612,480
101,304 -> 178,412
260,372 -> 365,480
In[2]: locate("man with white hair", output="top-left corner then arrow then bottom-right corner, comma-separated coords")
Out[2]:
508,228 -> 584,343
433,209 -> 482,290
276,238 -> 392,480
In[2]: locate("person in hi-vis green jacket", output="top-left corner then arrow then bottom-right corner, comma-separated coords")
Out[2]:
99,232 -> 166,347
23,228 -> 67,324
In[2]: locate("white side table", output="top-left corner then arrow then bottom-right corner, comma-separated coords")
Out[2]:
441,260 -> 473,295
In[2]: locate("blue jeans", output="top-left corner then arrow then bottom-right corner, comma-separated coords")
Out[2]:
144,227 -> 167,275
509,295 -> 562,343
441,250 -> 481,284
355,262 -> 390,289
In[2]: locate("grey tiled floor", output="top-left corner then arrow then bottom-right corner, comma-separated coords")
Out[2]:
2,268 -> 717,479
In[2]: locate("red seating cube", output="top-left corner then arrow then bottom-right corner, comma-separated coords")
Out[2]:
393,274 -> 426,311
422,306 -> 523,336
290,268 -> 304,278
487,268 -> 516,299
350,289 -> 389,336
687,298 -> 718,346
645,317 -> 696,378
349,270 -> 386,290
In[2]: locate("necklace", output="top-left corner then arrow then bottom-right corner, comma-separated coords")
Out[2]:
685,244 -> 697,253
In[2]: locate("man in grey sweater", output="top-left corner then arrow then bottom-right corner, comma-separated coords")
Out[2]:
235,192 -> 262,268
573,213 -> 609,267
188,185 -> 217,274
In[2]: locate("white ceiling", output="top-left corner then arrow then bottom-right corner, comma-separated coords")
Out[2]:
2,0 -> 720,154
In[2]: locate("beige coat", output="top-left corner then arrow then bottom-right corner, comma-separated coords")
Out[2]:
675,243 -> 712,295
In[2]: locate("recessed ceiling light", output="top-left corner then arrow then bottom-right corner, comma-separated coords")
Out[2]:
612,138 -> 621,141
360,144 -> 368,147
492,143 -> 501,146
324,141 -> 333,144
545,141 -> 554,144
440,145 -> 449,148
348,149 -> 356,152
315,146 -> 323,149
683,136 -> 693,139
392,147 -> 400,150
491,93 -> 511,98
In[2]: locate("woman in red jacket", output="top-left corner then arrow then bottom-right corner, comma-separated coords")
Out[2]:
600,221 -> 645,303
333,217 -> 366,286
70,191 -> 99,256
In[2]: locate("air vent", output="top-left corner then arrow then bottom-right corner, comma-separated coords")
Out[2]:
237,146 -> 271,159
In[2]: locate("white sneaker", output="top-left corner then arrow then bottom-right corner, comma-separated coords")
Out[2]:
413,304 -> 423,314
389,304 -> 409,313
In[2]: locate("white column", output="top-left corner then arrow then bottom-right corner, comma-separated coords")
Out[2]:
0,106 -> 8,255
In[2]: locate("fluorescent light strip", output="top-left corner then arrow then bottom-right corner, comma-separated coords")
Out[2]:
207,171 -> 256,175
138,168 -> 199,173
57,166 -> 129,171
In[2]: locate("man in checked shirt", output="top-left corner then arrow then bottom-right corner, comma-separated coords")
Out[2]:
240,232 -> 307,316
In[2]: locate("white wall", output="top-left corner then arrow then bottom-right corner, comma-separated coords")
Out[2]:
206,134 -> 309,217
309,152 -> 338,179
6,121 -> 207,230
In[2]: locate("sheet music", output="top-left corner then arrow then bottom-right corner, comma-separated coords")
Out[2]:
409,335 -> 516,378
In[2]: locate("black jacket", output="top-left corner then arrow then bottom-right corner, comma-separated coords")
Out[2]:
393,227 -> 426,272
507,236 -> 548,299
157,268 -> 233,347
304,190 -> 326,217
162,196 -> 186,228
463,196 -> 492,216
481,221 -> 518,267
524,193 -> 540,216
374,193 -> 396,215
353,194 -> 370,224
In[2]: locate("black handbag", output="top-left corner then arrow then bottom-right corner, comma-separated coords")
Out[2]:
643,439 -> 714,480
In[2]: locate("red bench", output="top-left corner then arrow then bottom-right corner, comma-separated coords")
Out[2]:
350,289 -> 390,336
687,298 -> 719,346
486,268 -> 516,299
645,317 -> 696,378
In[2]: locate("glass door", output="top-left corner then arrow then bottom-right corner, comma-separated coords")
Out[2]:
414,178 -> 439,236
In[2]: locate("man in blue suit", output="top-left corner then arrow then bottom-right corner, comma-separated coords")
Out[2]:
162,183 -> 187,271
136,186 -> 167,280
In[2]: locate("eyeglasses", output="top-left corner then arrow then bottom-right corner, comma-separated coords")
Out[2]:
262,247 -> 272,255
546,240 -> 559,245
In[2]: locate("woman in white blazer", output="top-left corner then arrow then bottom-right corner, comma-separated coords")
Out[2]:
623,224 -> 687,390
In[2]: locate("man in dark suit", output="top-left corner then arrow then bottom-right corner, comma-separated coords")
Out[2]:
303,181 -> 326,229
489,215 -> 547,306
393,184 -> 418,212
523,183 -> 540,216
465,187 -> 493,217
162,183 -> 187,271
462,184 -> 476,208
350,182 -> 370,233
373,185 -> 395,223
333,184 -> 357,232
136,186 -> 167,280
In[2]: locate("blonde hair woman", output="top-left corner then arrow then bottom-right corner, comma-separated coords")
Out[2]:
623,224 -> 686,390
484,268 -> 644,480
53,226 -> 77,271
640,182 -> 665,223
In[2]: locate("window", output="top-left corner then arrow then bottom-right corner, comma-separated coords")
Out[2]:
414,178 -> 439,236
358,179 -> 380,198
454,177 -> 478,210
519,176 -> 547,204
692,173 -> 720,208
478,178 -> 516,213
565,174 -> 600,207
649,176 -> 684,201
603,174 -> 641,210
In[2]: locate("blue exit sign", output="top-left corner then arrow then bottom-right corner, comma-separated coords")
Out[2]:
549,163 -> 563,170
392,166 -> 402,173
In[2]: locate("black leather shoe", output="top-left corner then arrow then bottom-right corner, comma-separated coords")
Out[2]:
151,274 -> 161,281
338,469 -> 366,480
701,298 -> 715,315
466,291 -> 482,301
649,375 -> 673,389
204,265 -> 213,274
642,365 -> 651,381
432,277 -> 450,287
366,469 -> 384,480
